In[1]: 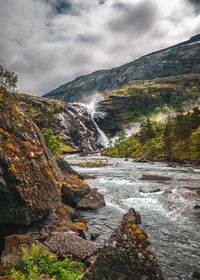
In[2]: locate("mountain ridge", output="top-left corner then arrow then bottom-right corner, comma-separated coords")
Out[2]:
44,34 -> 200,103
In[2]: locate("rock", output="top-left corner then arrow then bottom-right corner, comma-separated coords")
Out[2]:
18,94 -> 99,152
1,234 -> 37,268
192,270 -> 200,279
0,90 -> 62,225
44,231 -> 100,260
82,208 -> 164,280
194,205 -> 200,210
140,174 -> 172,181
62,176 -> 91,207
77,189 -> 106,210
57,158 -> 84,180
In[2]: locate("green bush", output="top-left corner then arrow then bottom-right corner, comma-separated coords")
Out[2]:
41,128 -> 64,156
6,244 -> 84,280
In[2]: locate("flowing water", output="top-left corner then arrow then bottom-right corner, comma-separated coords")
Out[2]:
66,154 -> 200,280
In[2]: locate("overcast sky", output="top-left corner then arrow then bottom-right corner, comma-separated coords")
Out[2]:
0,0 -> 200,95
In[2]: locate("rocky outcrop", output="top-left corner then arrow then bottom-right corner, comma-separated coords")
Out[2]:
44,231 -> 100,260
0,90 -> 62,225
82,208 -> 164,280
1,234 -> 37,268
17,94 -> 99,152
77,189 -> 106,210
97,74 -> 200,134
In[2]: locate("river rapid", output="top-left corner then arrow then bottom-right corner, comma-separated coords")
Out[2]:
66,154 -> 200,280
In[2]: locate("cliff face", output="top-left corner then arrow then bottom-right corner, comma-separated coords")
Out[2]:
44,34 -> 200,103
97,74 -> 200,134
0,90 -> 62,225
17,94 -> 99,152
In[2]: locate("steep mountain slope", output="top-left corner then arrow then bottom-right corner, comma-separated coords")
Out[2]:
44,34 -> 200,103
16,94 -> 100,151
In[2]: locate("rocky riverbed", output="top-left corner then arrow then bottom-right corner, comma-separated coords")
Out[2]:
67,154 -> 200,280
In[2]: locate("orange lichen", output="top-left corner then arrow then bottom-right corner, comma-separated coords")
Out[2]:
74,222 -> 87,230
128,223 -> 146,242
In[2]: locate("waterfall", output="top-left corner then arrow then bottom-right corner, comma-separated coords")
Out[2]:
79,95 -> 109,149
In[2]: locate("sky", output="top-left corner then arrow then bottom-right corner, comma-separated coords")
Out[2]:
0,0 -> 200,95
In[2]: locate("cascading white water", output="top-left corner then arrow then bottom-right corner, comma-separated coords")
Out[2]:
85,95 -> 109,148
78,95 -> 109,148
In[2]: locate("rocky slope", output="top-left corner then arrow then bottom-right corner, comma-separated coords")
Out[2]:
97,74 -> 200,134
0,89 -> 62,225
44,34 -> 200,103
16,94 -> 100,152
0,89 -> 104,260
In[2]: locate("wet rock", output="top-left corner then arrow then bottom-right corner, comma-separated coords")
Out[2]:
0,90 -> 62,225
77,189 -> 106,210
140,174 -> 172,181
18,94 -> 99,152
194,205 -> 200,210
192,270 -> 200,279
82,208 -> 164,280
140,188 -> 161,193
44,231 -> 100,260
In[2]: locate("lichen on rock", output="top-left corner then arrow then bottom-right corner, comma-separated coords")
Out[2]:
0,90 -> 62,225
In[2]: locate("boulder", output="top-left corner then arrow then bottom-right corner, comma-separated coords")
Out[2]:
0,90 -> 62,225
62,177 -> 91,207
1,234 -> 37,268
77,189 -> 106,210
82,208 -> 164,280
44,231 -> 100,260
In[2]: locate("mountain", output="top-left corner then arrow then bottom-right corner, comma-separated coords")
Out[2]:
44,34 -> 200,103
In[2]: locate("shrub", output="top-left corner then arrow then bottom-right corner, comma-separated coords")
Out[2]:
41,128 -> 65,156
6,244 -> 84,280
0,65 -> 18,92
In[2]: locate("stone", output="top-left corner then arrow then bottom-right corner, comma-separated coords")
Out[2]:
77,189 -> 106,210
1,234 -> 36,268
0,90 -> 62,225
82,208 -> 164,280
44,231 -> 100,260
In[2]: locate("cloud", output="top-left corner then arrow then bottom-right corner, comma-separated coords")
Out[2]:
0,0 -> 199,95
108,1 -> 157,34
188,0 -> 200,14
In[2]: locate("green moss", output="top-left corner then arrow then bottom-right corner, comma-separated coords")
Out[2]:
5,244 -> 85,280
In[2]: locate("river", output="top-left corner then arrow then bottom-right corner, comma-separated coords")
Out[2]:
66,154 -> 200,280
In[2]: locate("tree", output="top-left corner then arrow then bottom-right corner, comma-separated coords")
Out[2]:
138,118 -> 155,143
189,127 -> 200,161
163,118 -> 173,159
0,65 -> 18,92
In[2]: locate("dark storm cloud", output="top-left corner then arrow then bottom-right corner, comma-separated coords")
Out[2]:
108,1 -> 157,33
188,0 -> 200,13
0,0 -> 199,95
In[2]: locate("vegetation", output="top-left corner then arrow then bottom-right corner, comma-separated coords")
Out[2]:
103,107 -> 200,162
5,244 -> 84,280
41,128 -> 75,156
0,65 -> 18,92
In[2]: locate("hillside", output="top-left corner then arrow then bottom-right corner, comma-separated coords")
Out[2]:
44,34 -> 200,103
97,74 -> 200,134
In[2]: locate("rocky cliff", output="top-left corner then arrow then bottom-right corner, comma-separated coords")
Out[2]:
0,89 -> 62,225
44,34 -> 200,103
97,74 -> 200,134
16,94 -> 99,152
